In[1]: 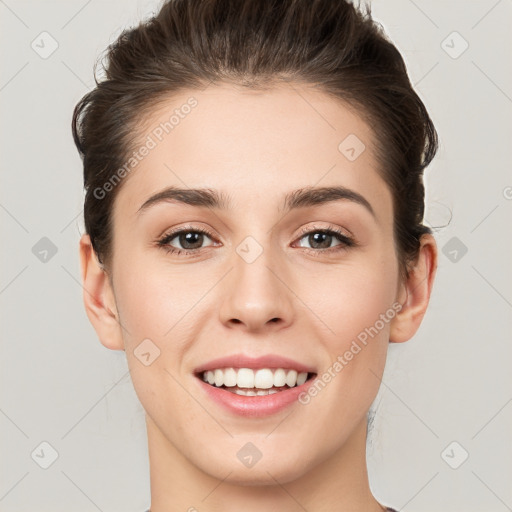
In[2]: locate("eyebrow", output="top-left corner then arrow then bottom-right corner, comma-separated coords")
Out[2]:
137,185 -> 375,218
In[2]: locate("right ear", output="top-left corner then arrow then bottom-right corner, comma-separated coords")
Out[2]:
79,234 -> 124,351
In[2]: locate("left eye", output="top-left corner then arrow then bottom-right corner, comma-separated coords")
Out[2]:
296,229 -> 351,250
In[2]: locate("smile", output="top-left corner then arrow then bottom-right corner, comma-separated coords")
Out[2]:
200,367 -> 315,395
193,354 -> 318,416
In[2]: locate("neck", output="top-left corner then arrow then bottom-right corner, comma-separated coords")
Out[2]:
146,414 -> 386,512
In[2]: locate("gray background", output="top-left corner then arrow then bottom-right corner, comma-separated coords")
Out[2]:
1,0 -> 511,511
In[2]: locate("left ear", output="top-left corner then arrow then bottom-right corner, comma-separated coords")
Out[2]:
389,233 -> 437,343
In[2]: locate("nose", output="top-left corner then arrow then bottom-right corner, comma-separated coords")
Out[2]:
218,243 -> 295,333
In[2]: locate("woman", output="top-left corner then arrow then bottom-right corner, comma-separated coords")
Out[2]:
72,0 -> 438,510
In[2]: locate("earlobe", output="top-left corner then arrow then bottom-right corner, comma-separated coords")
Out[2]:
79,234 -> 124,351
389,234 -> 437,343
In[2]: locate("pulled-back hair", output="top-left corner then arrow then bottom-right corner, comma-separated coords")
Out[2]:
72,0 -> 438,279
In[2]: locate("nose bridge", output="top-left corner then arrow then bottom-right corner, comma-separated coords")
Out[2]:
218,232 -> 294,331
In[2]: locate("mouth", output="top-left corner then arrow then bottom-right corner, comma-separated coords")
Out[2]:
193,354 -> 318,417
195,367 -> 317,396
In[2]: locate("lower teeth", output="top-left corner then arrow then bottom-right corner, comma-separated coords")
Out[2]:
229,388 -> 282,396
210,385 -> 291,396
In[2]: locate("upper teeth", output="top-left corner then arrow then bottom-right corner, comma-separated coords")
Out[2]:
201,368 -> 308,388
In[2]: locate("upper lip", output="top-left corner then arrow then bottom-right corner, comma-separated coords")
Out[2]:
193,354 -> 317,375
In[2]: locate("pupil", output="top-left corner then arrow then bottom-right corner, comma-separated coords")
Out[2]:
310,232 -> 331,249
180,232 -> 203,249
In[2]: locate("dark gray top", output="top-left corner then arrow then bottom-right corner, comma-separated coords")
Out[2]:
144,507 -> 399,511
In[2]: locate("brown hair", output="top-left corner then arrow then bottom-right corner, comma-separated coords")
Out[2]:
72,0 -> 438,279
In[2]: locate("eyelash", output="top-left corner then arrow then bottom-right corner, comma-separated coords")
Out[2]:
156,224 -> 356,257
156,225 -> 217,257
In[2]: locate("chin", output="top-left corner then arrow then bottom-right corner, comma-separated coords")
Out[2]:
194,446 -> 315,486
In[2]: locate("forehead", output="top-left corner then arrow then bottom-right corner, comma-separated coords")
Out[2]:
113,82 -> 392,221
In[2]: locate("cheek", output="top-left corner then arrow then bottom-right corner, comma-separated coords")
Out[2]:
333,275 -> 396,347
302,250 -> 399,348
112,250 -> 203,345
297,267 -> 395,436
111,259 -> 202,422
296,250 -> 397,418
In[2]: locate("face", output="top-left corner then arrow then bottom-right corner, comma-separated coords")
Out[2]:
104,83 -> 404,484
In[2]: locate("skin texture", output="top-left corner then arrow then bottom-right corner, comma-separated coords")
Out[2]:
79,83 -> 437,512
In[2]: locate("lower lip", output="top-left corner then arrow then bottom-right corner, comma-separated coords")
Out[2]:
196,376 -> 316,418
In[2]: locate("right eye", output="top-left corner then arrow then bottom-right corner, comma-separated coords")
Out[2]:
157,227 -> 218,255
